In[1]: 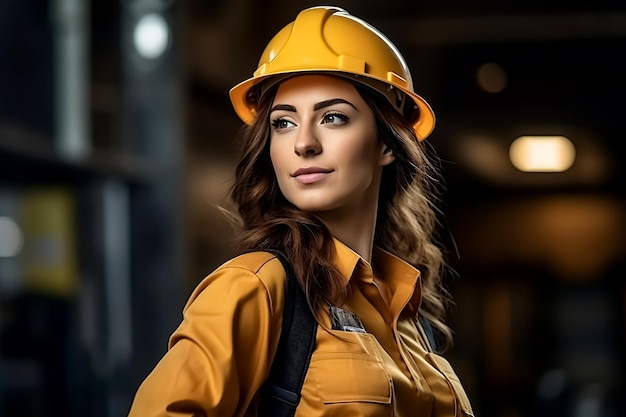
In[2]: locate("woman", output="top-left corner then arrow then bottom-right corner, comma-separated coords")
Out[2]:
127,5 -> 474,417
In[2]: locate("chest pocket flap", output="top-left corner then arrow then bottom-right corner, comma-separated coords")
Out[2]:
310,351 -> 392,404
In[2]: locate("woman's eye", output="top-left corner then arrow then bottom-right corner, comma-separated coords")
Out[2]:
271,118 -> 295,130
322,112 -> 349,125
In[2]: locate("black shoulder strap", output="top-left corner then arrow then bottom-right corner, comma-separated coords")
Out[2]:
257,250 -> 317,417
418,315 -> 438,353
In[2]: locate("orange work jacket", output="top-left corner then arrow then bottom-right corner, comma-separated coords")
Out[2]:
127,239 -> 474,417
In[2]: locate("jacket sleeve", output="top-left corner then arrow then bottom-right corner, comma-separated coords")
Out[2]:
127,257 -> 286,417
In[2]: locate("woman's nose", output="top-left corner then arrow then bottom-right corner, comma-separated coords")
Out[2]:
294,125 -> 322,157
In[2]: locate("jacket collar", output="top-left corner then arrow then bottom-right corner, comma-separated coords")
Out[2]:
331,238 -> 422,312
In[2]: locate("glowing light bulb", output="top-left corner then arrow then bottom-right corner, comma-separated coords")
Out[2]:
133,13 -> 169,59
0,216 -> 23,257
509,136 -> 576,172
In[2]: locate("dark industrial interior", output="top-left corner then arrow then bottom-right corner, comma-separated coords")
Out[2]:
0,1 -> 624,416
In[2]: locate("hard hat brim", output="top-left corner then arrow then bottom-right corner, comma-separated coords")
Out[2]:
229,70 -> 436,141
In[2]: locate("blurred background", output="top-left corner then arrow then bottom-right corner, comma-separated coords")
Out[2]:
0,0 -> 624,416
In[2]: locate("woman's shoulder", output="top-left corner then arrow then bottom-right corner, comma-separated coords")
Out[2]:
173,251 -> 289,353
184,251 -> 288,312
220,251 -> 286,277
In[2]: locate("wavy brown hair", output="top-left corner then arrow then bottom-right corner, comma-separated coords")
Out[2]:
229,78 -> 454,350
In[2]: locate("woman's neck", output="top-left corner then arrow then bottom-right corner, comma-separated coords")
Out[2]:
317,197 -> 379,263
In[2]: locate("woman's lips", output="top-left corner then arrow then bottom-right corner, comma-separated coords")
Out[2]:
292,167 -> 333,184
294,172 -> 330,184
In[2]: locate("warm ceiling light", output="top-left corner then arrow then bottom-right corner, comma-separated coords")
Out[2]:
477,62 -> 508,93
509,135 -> 576,172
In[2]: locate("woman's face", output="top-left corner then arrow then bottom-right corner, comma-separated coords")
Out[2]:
269,74 -> 394,214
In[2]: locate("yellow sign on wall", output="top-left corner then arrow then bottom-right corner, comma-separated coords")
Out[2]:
20,187 -> 78,298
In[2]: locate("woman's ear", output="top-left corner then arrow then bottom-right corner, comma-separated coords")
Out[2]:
379,145 -> 395,166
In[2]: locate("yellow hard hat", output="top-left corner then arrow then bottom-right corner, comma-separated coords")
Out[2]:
229,6 -> 436,141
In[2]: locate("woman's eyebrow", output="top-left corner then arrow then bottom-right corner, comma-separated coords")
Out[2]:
314,98 -> 357,111
270,104 -> 296,113
270,98 -> 358,113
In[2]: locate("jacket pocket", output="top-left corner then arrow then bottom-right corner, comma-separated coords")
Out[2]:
310,351 -> 392,405
426,353 -> 474,416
